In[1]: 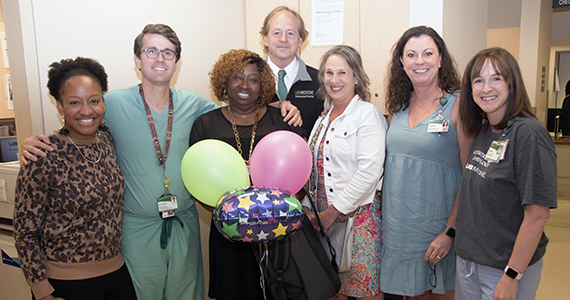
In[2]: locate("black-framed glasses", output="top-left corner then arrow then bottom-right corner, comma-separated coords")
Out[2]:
429,262 -> 437,288
141,47 -> 176,60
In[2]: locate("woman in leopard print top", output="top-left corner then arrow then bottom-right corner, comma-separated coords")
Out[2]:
13,57 -> 137,300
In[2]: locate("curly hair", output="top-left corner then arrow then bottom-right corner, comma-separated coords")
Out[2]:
385,26 -> 460,115
317,45 -> 371,102
209,49 -> 275,106
459,47 -> 535,137
259,6 -> 308,54
134,24 -> 181,62
47,57 -> 108,102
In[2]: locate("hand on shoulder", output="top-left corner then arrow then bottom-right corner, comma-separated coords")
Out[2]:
20,134 -> 53,165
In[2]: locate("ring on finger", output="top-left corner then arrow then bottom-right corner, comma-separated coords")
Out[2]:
436,255 -> 441,259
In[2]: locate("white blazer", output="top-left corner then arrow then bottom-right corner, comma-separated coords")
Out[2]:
307,95 -> 387,214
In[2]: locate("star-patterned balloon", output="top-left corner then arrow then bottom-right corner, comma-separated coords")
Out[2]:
213,186 -> 304,243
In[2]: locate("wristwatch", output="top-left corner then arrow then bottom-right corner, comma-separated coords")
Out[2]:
504,265 -> 523,280
444,226 -> 455,239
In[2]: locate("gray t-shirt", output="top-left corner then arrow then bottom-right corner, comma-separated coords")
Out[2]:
456,116 -> 557,269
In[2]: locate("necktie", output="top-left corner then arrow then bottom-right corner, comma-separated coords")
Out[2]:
278,69 -> 287,101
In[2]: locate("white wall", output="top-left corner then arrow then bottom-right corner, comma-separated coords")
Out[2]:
443,0 -> 488,78
552,11 -> 570,42
487,0 -> 521,29
543,9 -> 569,109
518,0 -> 552,122
557,51 -> 570,107
552,11 -> 570,108
23,0 -> 247,134
3,1 -> 247,297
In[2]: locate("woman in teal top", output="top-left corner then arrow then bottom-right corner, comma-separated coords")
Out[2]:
380,26 -> 472,299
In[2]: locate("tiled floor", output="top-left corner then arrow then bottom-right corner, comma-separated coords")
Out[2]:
536,197 -> 570,299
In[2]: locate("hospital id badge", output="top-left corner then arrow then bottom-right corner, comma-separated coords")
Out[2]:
427,119 -> 450,133
158,193 -> 178,219
485,139 -> 508,163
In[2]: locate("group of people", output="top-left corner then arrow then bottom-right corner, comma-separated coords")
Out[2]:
13,5 -> 556,300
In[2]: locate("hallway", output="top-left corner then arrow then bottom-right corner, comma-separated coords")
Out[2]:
536,196 -> 570,299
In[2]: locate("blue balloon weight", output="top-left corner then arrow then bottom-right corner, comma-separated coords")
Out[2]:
213,186 -> 304,243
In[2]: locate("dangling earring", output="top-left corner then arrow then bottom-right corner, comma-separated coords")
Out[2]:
98,119 -> 108,132
59,115 -> 69,135
223,88 -> 229,103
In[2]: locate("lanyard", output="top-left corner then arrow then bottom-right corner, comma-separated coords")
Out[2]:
501,118 -> 516,137
436,96 -> 448,137
139,84 -> 174,193
436,96 -> 448,119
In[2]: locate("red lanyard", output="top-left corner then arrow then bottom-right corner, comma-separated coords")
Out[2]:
139,85 -> 174,167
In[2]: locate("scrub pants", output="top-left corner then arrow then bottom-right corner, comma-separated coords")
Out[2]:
456,255 -> 543,300
122,206 -> 204,300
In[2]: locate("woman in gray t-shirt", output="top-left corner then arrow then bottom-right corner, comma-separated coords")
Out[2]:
456,47 -> 557,300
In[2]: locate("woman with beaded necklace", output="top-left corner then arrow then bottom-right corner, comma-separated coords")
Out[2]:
189,49 -> 306,300
13,57 -> 137,300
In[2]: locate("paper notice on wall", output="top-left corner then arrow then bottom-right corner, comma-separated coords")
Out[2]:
1,32 -> 8,69
5,75 -> 12,110
1,240 -> 21,268
311,0 -> 344,46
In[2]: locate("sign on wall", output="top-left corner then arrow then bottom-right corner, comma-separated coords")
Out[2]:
553,0 -> 570,9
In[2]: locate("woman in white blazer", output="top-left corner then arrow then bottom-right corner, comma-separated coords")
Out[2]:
304,45 -> 387,300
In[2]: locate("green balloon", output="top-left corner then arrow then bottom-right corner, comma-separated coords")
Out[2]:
181,139 -> 250,207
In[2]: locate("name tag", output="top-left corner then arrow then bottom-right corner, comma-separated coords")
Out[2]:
158,194 -> 178,218
486,140 -> 508,163
427,119 -> 450,133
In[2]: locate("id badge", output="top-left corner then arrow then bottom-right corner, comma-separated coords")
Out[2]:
427,119 -> 450,133
158,194 -> 178,219
485,140 -> 508,163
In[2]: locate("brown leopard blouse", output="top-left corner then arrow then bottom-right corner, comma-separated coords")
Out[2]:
13,130 -> 126,299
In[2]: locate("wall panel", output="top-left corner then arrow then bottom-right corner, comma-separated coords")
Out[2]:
487,27 -> 521,60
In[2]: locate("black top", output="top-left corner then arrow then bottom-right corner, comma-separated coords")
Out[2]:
271,65 -> 325,134
189,106 -> 307,152
189,106 -> 305,300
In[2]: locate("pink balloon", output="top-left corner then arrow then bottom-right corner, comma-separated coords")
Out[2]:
250,131 -> 312,194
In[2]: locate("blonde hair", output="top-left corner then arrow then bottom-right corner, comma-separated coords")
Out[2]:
259,6 -> 308,54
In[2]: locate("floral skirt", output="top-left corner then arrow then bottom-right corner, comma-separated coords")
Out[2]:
338,193 -> 382,297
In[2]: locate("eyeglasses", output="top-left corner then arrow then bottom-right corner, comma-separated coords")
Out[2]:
429,262 -> 437,288
141,47 -> 176,60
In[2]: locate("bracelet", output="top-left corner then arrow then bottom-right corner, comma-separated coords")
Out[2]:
278,100 -> 291,108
